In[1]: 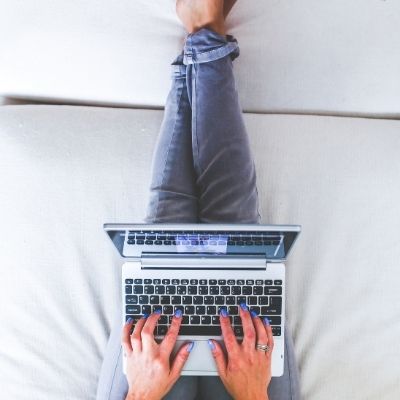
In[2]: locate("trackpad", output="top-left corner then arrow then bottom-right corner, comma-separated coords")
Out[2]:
172,339 -> 223,374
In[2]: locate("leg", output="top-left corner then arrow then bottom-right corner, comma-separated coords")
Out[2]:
96,53 -> 199,400
182,28 -> 300,400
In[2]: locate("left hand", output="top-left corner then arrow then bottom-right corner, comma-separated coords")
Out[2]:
121,310 -> 193,400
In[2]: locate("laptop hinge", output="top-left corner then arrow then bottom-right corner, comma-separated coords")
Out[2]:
140,254 -> 267,270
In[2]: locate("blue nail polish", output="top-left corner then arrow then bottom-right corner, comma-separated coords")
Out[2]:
187,342 -> 195,353
154,309 -> 162,314
142,313 -> 149,319
250,310 -> 258,318
175,309 -> 182,318
208,339 -> 215,350
220,308 -> 228,317
240,303 -> 248,311
126,317 -> 133,324
264,317 -> 270,326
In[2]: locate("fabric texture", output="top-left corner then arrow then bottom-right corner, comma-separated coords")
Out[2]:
0,105 -> 400,400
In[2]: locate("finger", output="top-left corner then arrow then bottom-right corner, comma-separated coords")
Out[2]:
130,314 -> 148,352
121,317 -> 135,356
251,311 -> 269,354
160,309 -> 183,355
169,341 -> 194,382
208,339 -> 227,381
140,311 -> 162,351
239,303 -> 256,351
219,308 -> 239,354
263,318 -> 275,355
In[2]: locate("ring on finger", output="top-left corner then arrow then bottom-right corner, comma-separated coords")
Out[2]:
256,343 -> 270,353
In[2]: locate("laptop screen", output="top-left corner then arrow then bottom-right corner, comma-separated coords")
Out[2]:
104,223 -> 300,261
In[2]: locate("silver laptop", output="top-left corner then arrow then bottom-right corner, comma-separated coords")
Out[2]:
104,223 -> 301,377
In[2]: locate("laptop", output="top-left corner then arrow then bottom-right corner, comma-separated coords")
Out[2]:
104,223 -> 301,377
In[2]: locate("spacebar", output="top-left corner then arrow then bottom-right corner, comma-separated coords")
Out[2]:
178,326 -> 222,336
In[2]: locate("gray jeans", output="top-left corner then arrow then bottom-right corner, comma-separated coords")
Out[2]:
96,28 -> 300,400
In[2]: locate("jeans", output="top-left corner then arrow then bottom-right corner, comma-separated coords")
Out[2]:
96,28 -> 300,400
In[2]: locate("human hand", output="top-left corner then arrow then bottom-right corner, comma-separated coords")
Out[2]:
208,304 -> 274,400
122,310 -> 194,400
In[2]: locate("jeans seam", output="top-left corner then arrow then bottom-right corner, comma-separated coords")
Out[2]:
107,346 -> 123,400
154,79 -> 185,220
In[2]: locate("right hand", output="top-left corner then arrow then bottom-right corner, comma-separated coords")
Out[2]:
208,304 -> 274,400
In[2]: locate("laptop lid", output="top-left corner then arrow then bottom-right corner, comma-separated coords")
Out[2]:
104,223 -> 301,262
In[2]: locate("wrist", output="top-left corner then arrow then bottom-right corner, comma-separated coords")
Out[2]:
125,393 -> 160,400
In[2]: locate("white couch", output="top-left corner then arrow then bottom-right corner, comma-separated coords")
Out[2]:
1,1 -> 400,400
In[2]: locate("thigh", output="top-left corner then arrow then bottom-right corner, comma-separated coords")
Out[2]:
144,52 -> 199,224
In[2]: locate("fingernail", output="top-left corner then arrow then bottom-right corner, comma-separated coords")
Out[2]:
187,342 -> 195,353
154,309 -> 162,314
250,310 -> 258,318
264,317 -> 270,326
240,303 -> 248,311
142,313 -> 149,319
174,309 -> 182,318
208,339 -> 215,350
126,317 -> 133,324
220,308 -> 228,317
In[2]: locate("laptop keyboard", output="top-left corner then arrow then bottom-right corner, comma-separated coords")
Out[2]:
125,278 -> 282,337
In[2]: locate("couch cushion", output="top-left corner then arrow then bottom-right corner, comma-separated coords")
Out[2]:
0,105 -> 399,399
0,0 -> 400,117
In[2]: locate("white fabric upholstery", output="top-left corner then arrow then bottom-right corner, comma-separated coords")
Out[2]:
1,0 -> 400,117
1,105 -> 399,399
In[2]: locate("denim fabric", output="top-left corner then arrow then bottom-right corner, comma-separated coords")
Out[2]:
96,28 -> 300,400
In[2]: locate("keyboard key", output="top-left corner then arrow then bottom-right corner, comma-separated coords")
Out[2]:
201,316 -> 211,324
274,280 -> 283,285
272,326 -> 281,336
174,305 -> 184,314
190,316 -> 200,324
204,296 -> 214,305
209,279 -> 217,285
152,305 -> 162,313
150,295 -> 159,304
232,286 -> 241,295
136,240 -> 144,245
262,316 -> 281,325
220,286 -> 230,295
196,306 -> 206,315
162,279 -> 170,285
127,239 -> 135,244
264,286 -> 282,295
159,316 -> 168,325
126,305 -> 141,314
199,286 -> 208,295
253,286 -> 263,295
212,316 -> 220,325
218,306 -> 228,314
163,306 -> 173,314
210,286 -> 219,295
133,285 -> 143,294
179,325 -> 222,336
133,279 -> 142,284
125,285 -> 132,294
125,279 -> 133,284
226,296 -> 235,305
126,295 -> 138,304
233,316 -> 241,325
193,296 -> 203,304
207,306 -> 216,314
236,279 -> 244,285
261,306 -> 281,315
259,297 -> 269,305
249,306 -> 260,314
155,286 -> 165,294
160,296 -> 170,304
255,279 -> 263,285
177,286 -> 187,294
145,240 -> 153,245
218,279 -> 226,285
199,279 -> 207,285
142,305 -> 151,314
246,279 -> 254,285
248,296 -> 257,305
171,296 -> 181,304
182,296 -> 192,304
188,286 -> 198,295
181,279 -> 189,285
190,279 -> 198,285
227,279 -> 235,285
182,316 -> 189,325
172,279 -> 180,285
236,296 -> 246,305
125,315 -> 140,323
157,325 -> 168,335
264,280 -> 273,285
234,326 -> 244,336
228,306 -> 238,314
153,279 -> 161,285
185,306 -> 195,314
166,286 -> 176,295
242,286 -> 252,295
144,286 -> 154,294
215,296 -> 224,305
